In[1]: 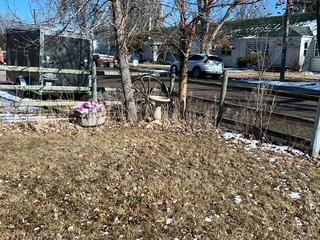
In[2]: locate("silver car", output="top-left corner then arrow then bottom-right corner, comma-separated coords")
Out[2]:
170,54 -> 224,78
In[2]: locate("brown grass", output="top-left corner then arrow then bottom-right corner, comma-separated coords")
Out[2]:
0,122 -> 319,239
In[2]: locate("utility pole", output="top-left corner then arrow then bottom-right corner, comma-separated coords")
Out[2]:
310,0 -> 320,157
317,0 -> 320,53
280,0 -> 292,81
33,9 -> 37,25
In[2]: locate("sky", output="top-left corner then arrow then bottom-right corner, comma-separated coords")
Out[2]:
0,0 -> 285,23
0,0 -> 34,22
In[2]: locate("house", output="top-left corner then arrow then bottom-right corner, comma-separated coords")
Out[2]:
215,12 -> 319,72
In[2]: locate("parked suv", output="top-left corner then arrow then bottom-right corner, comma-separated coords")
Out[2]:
170,54 -> 224,78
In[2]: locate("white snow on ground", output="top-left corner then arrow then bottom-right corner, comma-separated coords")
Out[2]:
0,91 -> 37,106
234,195 -> 242,205
227,68 -> 253,72
204,216 -> 213,223
241,79 -> 320,92
289,192 -> 302,201
0,91 -> 21,102
303,71 -> 320,77
223,131 -> 305,157
165,218 -> 173,225
0,91 -> 41,123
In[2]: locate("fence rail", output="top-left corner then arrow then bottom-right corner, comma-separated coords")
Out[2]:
187,95 -> 315,124
0,65 -> 90,75
0,85 -> 90,91
188,79 -> 320,102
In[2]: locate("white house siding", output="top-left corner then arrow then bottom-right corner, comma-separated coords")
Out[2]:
310,58 -> 320,72
268,36 -> 302,67
218,36 -> 304,69
309,37 -> 320,72
216,39 -> 247,67
300,36 -> 314,71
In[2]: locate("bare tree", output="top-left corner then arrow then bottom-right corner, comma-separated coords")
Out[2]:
198,0 -> 266,54
164,0 -> 266,115
111,0 -> 138,123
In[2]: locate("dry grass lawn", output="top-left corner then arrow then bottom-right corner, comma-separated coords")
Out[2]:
0,122 -> 319,239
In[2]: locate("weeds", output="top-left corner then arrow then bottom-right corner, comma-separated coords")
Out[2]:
234,83 -> 276,140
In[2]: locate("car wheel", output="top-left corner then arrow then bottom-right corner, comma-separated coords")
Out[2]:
192,67 -> 201,78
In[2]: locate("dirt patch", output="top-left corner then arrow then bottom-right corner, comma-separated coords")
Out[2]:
0,122 -> 319,239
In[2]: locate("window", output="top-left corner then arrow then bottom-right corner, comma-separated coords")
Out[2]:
304,42 -> 308,56
221,48 -> 232,56
189,55 -> 203,61
315,42 -> 319,57
208,56 -> 223,62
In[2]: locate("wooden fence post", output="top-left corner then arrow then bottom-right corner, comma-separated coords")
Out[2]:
216,70 -> 228,127
309,98 -> 320,157
168,67 -> 176,118
169,67 -> 175,95
92,61 -> 97,102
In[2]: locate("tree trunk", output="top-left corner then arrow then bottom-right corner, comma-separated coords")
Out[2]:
179,34 -> 193,116
179,54 -> 189,115
112,0 -> 138,123
118,47 -> 137,123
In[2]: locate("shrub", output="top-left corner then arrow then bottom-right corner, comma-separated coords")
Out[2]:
291,58 -> 301,72
237,53 -> 262,68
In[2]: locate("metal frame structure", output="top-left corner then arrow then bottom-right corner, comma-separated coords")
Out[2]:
3,26 -> 93,94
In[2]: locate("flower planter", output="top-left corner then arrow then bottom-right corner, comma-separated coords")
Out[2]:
74,102 -> 106,127
76,111 -> 106,127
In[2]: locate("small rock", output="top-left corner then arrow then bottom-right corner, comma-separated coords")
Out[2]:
165,218 -> 173,225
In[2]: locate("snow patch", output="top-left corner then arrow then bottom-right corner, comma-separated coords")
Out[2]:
234,195 -> 242,205
165,218 -> 173,225
269,157 -> 277,163
204,216 -> 213,223
295,217 -> 303,227
289,192 -> 301,201
223,131 -> 305,157
241,79 -> 320,92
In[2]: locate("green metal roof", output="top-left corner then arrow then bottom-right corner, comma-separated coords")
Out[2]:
224,12 -> 316,38
270,25 -> 313,37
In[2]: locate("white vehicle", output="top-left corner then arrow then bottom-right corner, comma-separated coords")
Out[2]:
170,54 -> 224,78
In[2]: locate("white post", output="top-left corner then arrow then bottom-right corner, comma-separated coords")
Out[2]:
92,61 -> 97,102
309,98 -> 320,157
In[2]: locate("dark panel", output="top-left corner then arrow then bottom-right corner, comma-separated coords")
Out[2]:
6,28 -> 40,67
44,35 -> 90,70
5,28 -> 91,87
